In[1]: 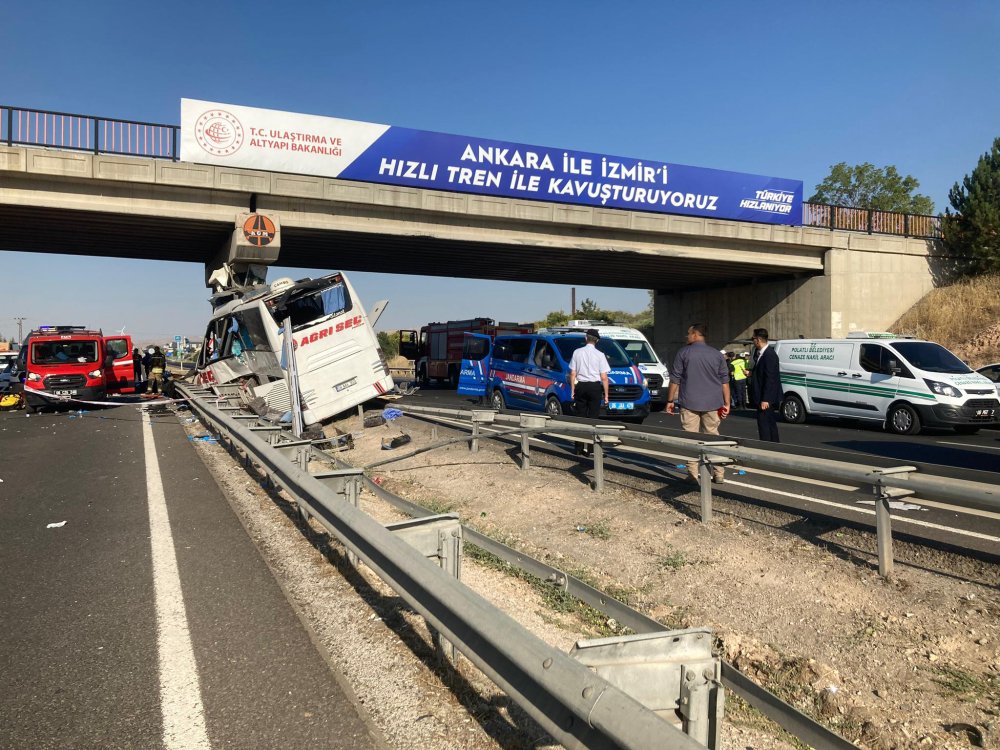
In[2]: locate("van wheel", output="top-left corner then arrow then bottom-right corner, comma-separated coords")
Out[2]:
490,389 -> 506,411
887,403 -> 921,435
545,396 -> 563,417
954,425 -> 980,435
780,394 -> 806,424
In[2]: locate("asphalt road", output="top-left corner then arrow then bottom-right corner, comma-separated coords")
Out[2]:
0,402 -> 383,750
394,384 -> 1000,557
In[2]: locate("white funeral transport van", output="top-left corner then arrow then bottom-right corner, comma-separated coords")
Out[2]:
538,321 -> 670,409
774,332 -> 1000,435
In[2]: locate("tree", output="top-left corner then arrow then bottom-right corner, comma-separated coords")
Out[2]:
578,297 -> 602,318
809,162 -> 934,215
377,330 -> 399,359
537,310 -> 570,328
943,137 -> 1000,273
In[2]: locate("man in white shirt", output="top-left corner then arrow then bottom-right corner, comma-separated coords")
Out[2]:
569,329 -> 610,456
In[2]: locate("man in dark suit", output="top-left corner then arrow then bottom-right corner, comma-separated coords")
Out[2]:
748,327 -> 782,442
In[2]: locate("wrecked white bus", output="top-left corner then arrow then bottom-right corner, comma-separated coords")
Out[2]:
195,272 -> 393,425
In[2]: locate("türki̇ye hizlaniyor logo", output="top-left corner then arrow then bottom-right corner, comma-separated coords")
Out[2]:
194,109 -> 244,156
243,214 -> 276,247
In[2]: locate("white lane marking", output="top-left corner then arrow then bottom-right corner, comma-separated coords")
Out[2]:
143,412 -> 211,749
936,440 -> 1000,452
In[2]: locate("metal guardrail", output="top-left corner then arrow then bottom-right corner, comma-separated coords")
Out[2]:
176,383 -> 706,750
177,383 -> 870,749
395,403 -> 999,579
2,103 -> 942,240
2,104 -> 178,160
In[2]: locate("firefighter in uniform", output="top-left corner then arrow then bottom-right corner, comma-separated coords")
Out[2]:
147,346 -> 167,396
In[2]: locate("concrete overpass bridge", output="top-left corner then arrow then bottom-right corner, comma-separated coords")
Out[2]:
0,127 -> 956,356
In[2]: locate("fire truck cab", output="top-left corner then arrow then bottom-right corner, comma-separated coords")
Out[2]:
399,318 -> 535,388
22,326 -> 135,412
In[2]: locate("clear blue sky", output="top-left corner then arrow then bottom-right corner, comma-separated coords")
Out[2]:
2,1 -> 998,345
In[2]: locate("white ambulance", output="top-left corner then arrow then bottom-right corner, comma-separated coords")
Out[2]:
774,332 -> 1000,435
538,321 -> 670,410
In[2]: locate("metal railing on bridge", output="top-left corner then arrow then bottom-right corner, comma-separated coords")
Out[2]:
802,201 -> 941,240
2,104 -> 178,160
2,103 -> 942,240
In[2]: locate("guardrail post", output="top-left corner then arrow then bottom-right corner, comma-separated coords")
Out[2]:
875,492 -> 894,577
570,628 -> 724,748
312,468 -> 364,567
697,442 -> 738,523
698,459 -> 714,522
470,410 -> 495,453
868,466 -> 916,578
386,514 -> 463,662
518,414 -> 550,470
592,425 -> 625,492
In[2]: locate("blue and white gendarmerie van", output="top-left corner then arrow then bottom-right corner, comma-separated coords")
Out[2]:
538,320 -> 670,410
774,332 -> 1000,435
457,330 -> 651,423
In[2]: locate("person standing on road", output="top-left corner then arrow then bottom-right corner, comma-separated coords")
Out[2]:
748,328 -> 782,442
147,346 -> 167,396
132,347 -> 143,390
666,323 -> 730,484
569,328 -> 610,457
731,351 -> 749,409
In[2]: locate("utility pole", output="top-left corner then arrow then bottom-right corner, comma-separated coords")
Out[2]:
14,317 -> 26,345
571,288 -> 576,317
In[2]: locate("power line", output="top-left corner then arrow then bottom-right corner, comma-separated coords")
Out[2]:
14,317 -> 26,344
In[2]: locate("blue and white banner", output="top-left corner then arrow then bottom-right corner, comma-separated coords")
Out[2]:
181,99 -> 803,225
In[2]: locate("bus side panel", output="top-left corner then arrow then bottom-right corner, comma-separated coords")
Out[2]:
292,318 -> 394,425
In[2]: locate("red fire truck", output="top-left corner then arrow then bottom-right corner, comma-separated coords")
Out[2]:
399,318 -> 534,387
22,326 -> 135,412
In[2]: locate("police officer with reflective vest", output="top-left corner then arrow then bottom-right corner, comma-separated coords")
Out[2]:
730,351 -> 749,409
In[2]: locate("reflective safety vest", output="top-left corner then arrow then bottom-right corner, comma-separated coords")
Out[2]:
731,357 -> 749,381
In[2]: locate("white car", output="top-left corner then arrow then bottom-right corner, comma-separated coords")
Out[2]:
976,363 -> 1000,398
0,361 -> 21,392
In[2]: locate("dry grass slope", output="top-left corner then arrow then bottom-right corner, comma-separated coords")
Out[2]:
890,273 -> 1000,368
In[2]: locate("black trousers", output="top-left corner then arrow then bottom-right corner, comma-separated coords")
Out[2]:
574,381 -> 603,455
756,407 -> 780,442
574,381 -> 603,418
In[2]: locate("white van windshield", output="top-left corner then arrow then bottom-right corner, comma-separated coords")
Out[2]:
893,342 -> 971,374
616,340 -> 658,365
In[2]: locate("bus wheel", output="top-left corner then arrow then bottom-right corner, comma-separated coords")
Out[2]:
490,389 -> 506,410
780,394 -> 806,423
887,403 -> 921,435
545,396 -> 563,417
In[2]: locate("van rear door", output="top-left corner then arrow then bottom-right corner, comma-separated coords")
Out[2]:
103,336 -> 135,394
457,334 -> 492,397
